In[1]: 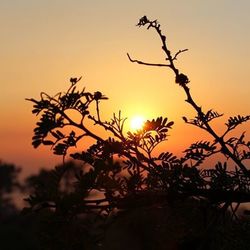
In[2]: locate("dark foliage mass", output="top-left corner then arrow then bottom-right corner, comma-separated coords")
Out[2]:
16,16 -> 250,249
0,161 -> 39,250
0,161 -> 21,217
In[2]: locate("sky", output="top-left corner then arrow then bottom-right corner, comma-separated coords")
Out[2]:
0,0 -> 250,177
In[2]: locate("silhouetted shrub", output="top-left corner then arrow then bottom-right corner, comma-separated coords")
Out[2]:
25,16 -> 250,250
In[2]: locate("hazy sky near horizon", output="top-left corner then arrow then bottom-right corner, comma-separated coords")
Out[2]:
0,0 -> 250,176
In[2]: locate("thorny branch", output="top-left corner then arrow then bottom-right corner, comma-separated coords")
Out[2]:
128,15 -> 250,176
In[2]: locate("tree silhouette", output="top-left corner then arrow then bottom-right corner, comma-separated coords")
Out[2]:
0,161 -> 41,250
0,160 -> 21,218
25,16 -> 250,249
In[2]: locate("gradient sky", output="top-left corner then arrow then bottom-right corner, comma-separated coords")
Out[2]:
0,0 -> 250,176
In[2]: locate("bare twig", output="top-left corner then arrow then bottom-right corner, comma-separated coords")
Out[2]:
127,53 -> 170,67
173,49 -> 189,60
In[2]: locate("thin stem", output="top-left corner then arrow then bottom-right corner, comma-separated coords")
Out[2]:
127,53 -> 170,68
59,109 -> 104,143
96,100 -> 101,121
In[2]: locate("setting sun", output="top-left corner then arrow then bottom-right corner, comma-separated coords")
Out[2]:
130,116 -> 145,131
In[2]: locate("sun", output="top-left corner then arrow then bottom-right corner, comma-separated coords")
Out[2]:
130,116 -> 145,131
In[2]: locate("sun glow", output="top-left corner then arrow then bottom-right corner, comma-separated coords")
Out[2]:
130,116 -> 145,131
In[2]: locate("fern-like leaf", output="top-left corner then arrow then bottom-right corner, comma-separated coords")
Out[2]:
226,115 -> 250,130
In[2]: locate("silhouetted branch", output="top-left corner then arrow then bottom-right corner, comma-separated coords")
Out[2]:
173,49 -> 189,60
133,16 -> 250,176
127,53 -> 170,67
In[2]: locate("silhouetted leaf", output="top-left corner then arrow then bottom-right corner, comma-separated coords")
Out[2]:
32,139 -> 42,148
226,115 -> 250,130
42,140 -> 54,145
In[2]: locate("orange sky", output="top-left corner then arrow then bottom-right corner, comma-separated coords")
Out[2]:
0,1 -> 250,177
